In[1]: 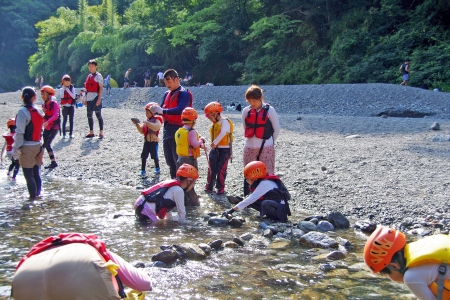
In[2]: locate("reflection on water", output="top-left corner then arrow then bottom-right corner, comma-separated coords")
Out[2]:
0,173 -> 414,299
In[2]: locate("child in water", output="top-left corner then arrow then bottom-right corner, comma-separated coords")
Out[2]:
1,118 -> 20,180
132,102 -> 163,176
174,107 -> 206,206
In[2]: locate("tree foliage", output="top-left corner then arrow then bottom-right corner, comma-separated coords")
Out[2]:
1,0 -> 450,92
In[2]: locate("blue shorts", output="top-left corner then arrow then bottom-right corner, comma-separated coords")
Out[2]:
403,74 -> 409,81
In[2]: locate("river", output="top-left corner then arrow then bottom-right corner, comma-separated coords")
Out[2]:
0,173 -> 414,299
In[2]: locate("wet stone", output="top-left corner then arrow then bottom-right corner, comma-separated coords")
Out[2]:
291,228 -> 306,238
336,237 -> 352,248
207,239 -> 223,250
228,218 -> 243,228
178,243 -> 207,260
354,220 -> 377,233
208,217 -> 229,227
152,250 -> 179,264
326,251 -> 346,261
269,238 -> 292,250
317,220 -> 334,232
223,241 -> 239,248
262,228 -> 273,238
232,237 -> 245,246
327,212 -> 350,229
299,231 -> 339,249
319,263 -> 336,272
240,232 -> 253,241
133,262 -> 146,268
198,243 -> 211,256
298,221 -> 317,233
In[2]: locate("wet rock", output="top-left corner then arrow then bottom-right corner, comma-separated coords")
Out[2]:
203,215 -> 211,221
308,218 -> 319,225
198,243 -> 211,256
336,237 -> 352,248
207,239 -> 223,250
299,231 -> 339,249
232,237 -> 245,246
408,228 -> 432,236
291,228 -> 306,238
208,217 -> 229,227
269,238 -> 292,250
432,135 -> 450,142
327,212 -> 350,229
260,222 -> 279,234
152,250 -> 179,264
227,195 -> 243,204
178,243 -> 207,260
304,215 -> 325,222
152,261 -> 170,268
319,263 -> 336,272
354,220 -> 377,233
262,228 -> 274,238
223,241 -> 239,248
317,220 -> 334,232
228,218 -> 243,228
298,221 -> 317,233
0,222 -> 11,228
240,232 -> 253,241
326,251 -> 346,261
430,122 -> 440,130
133,262 -> 146,268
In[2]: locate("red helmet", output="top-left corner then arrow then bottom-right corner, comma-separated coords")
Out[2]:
7,118 -> 15,128
61,74 -> 71,83
40,85 -> 55,96
181,107 -> 198,121
176,164 -> 199,180
363,227 -> 406,273
145,102 -> 159,111
204,101 -> 223,114
243,161 -> 267,180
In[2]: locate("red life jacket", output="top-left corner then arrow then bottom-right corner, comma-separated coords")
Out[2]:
16,233 -> 110,269
3,132 -> 15,151
60,86 -> 76,105
42,100 -> 61,129
23,107 -> 44,142
84,72 -> 99,93
161,88 -> 193,126
141,179 -> 181,218
250,174 -> 292,218
142,115 -> 163,139
244,104 -> 274,139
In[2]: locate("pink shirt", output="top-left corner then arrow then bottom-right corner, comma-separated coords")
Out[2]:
108,250 -> 152,291
42,97 -> 60,130
184,125 -> 204,156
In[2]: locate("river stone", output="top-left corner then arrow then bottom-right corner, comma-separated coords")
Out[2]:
291,228 -> 306,238
262,228 -> 273,238
317,220 -> 334,232
299,231 -> 339,248
431,122 -> 440,130
198,243 -> 211,256
152,261 -> 170,268
228,218 -> 243,228
336,237 -> 352,248
269,238 -> 292,250
327,212 -> 350,229
298,221 -> 317,232
151,250 -> 179,264
208,217 -> 229,226
240,232 -> 253,241
203,215 -> 211,221
208,239 -> 223,250
178,243 -> 207,260
319,263 -> 336,272
326,251 -> 346,261
223,241 -> 239,248
354,220 -> 377,233
232,237 -> 245,246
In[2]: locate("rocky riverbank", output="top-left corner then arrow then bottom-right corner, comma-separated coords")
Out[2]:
1,84 -> 450,235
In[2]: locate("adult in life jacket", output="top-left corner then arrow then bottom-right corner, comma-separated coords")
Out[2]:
204,101 -> 233,195
134,163 -> 199,223
222,161 -> 291,222
10,87 -> 44,200
132,102 -> 163,176
364,227 -> 450,300
242,84 -> 280,196
84,59 -> 104,139
149,69 -> 192,179
40,85 -> 60,169
12,232 -> 152,300
59,74 -> 76,139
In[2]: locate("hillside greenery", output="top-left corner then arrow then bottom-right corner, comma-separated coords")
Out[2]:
1,0 -> 449,92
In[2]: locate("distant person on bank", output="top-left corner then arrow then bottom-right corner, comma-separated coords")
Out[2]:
400,59 -> 410,86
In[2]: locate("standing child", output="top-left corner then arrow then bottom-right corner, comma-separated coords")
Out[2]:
59,74 -> 77,139
40,85 -> 60,169
174,107 -> 206,206
204,101 -> 233,194
132,102 -> 163,176
1,118 -> 20,180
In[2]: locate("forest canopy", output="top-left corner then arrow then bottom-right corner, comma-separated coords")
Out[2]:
0,0 -> 449,92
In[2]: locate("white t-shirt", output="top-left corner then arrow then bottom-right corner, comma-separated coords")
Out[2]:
236,180 -> 278,210
404,263 -> 450,300
241,105 -> 280,148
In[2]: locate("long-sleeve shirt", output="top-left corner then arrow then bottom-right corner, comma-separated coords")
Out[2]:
236,180 -> 278,210
404,263 -> 450,300
58,86 -> 76,107
107,250 -> 152,292
12,105 -> 44,155
211,117 -> 231,148
241,105 -> 280,148
182,125 -> 204,156
42,97 -> 60,130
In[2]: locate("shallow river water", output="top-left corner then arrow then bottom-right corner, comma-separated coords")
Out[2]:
0,172 -> 415,299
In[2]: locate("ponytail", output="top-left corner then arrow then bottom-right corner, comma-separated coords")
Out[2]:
21,87 -> 36,108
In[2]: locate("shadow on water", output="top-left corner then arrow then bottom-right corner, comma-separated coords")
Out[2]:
0,172 -> 414,299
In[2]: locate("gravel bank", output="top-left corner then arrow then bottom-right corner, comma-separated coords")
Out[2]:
1,84 -> 450,234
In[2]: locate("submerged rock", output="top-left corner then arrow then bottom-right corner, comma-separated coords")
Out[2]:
299,231 -> 339,249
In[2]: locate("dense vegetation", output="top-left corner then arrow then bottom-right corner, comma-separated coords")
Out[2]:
1,0 -> 449,92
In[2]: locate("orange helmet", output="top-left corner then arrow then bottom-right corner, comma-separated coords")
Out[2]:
40,85 -> 55,96
363,227 -> 406,273
7,118 -> 15,128
61,74 -> 71,83
204,101 -> 223,114
243,161 -> 267,180
176,164 -> 199,180
181,107 -> 198,121
145,102 -> 159,111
